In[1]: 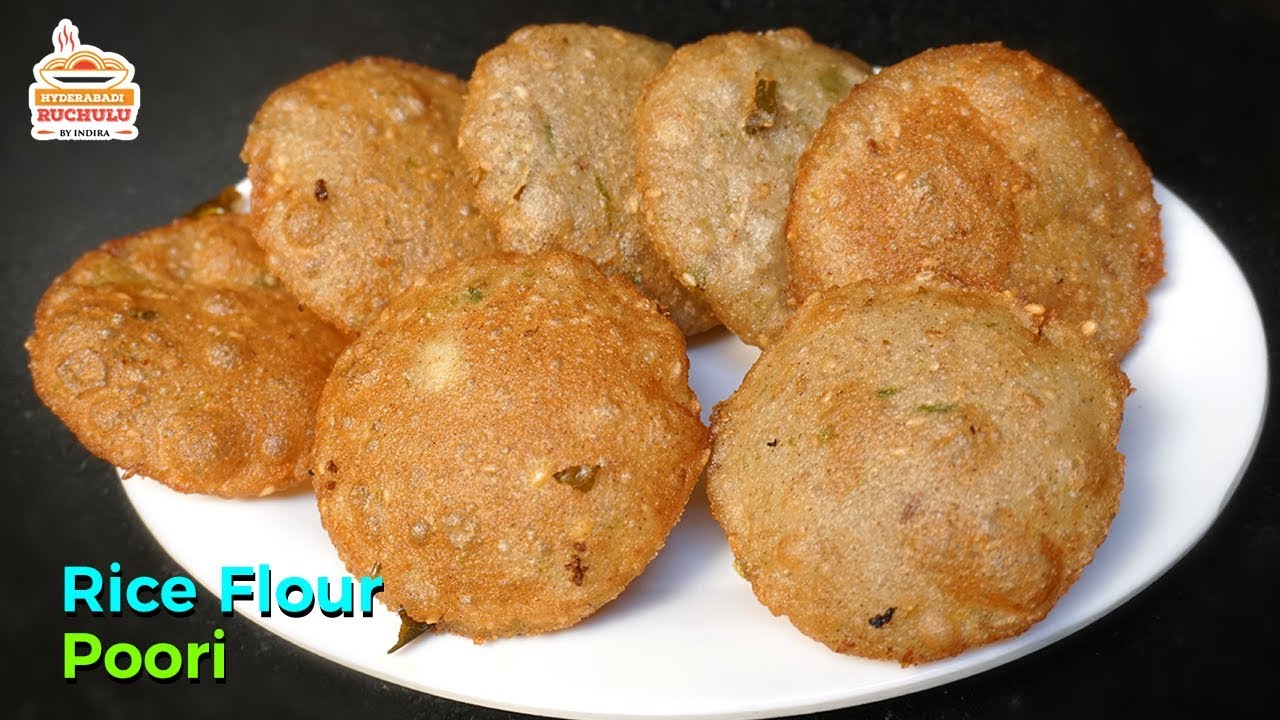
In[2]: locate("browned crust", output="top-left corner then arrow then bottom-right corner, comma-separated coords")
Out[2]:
707,280 -> 1129,663
242,56 -> 496,333
27,214 -> 349,497
635,29 -> 872,347
458,24 -> 718,336
787,42 -> 1163,357
313,250 -> 709,640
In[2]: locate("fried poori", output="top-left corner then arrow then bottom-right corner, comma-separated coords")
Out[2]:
313,250 -> 708,640
636,29 -> 871,347
787,43 -> 1163,356
458,24 -> 718,335
242,57 -> 496,333
707,280 -> 1129,664
27,214 -> 349,498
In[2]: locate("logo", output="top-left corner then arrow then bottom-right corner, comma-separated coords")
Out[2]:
29,19 -> 140,141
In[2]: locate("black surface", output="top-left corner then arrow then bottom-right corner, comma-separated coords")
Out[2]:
4,1 -> 1277,718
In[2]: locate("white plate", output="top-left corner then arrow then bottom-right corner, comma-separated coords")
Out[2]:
121,182 -> 1267,719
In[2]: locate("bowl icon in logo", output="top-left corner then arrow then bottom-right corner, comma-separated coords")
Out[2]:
39,50 -> 129,89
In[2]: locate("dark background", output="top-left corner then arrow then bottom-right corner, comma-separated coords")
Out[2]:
3,1 -> 1277,718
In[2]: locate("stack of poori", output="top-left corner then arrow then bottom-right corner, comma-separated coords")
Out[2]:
27,23 -> 1162,664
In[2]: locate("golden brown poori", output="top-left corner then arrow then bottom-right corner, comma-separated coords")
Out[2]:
27,29 -> 1165,661
787,43 -> 1163,356
242,57 -> 496,333
707,280 -> 1129,664
313,250 -> 708,640
459,24 -> 718,335
636,29 -> 871,347
27,214 -> 349,497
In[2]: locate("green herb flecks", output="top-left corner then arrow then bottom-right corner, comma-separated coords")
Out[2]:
464,286 -> 484,303
917,402 -> 956,414
186,185 -> 242,218
593,173 -> 612,206
91,259 -> 144,286
817,424 -> 837,444
387,607 -> 434,654
744,75 -> 779,135
875,387 -> 899,398
252,272 -> 281,290
554,464 -> 600,491
817,66 -> 848,98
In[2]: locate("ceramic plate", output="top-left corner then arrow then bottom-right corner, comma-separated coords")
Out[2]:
121,182 -> 1267,719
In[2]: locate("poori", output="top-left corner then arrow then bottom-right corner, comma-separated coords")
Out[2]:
27,214 -> 349,497
787,43 -> 1163,356
636,29 -> 871,346
313,250 -> 708,640
459,24 -> 718,335
708,280 -> 1129,663
242,57 -> 496,333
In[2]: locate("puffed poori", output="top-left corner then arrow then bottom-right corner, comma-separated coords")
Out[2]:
787,43 -> 1163,356
459,24 -> 718,335
27,214 -> 349,497
242,57 -> 496,333
707,280 -> 1129,663
313,250 -> 708,640
636,29 -> 871,346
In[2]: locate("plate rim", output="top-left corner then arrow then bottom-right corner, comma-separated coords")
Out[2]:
118,180 -> 1270,719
